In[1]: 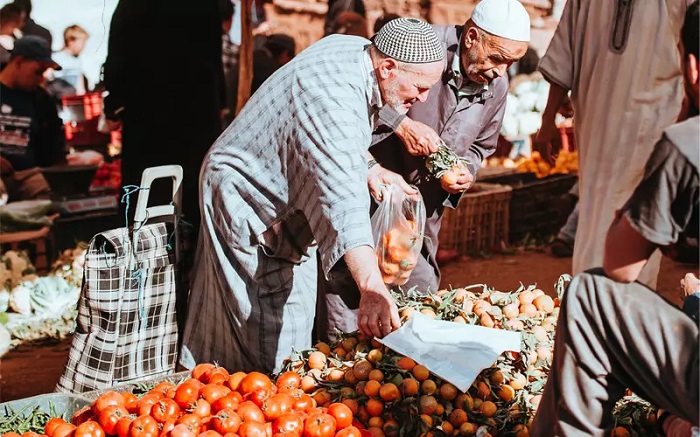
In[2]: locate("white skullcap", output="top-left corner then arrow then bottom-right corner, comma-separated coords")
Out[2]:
373,18 -> 445,63
472,0 -> 531,42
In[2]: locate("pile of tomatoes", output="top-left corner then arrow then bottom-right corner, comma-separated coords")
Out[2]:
2,365 -> 367,437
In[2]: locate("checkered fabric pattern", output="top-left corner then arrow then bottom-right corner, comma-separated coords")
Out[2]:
373,17 -> 444,63
57,222 -> 178,394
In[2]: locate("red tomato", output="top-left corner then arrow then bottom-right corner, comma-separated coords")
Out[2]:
210,409 -> 241,435
121,393 -> 139,414
198,431 -> 222,437
159,420 -> 175,437
271,414 -> 303,435
238,373 -> 273,396
188,398 -> 211,418
303,414 -> 336,437
92,392 -> 125,416
74,422 -> 105,437
137,394 -> 162,417
150,399 -> 180,423
115,417 -> 134,437
175,414 -> 202,429
291,393 -> 314,414
169,425 -> 196,437
53,424 -> 77,437
326,404 -> 353,430
236,401 -> 265,423
21,432 -> 42,437
149,382 -> 175,398
173,383 -> 200,409
71,407 -> 94,426
191,364 -> 215,381
129,416 -> 158,437
248,388 -> 272,408
46,418 -> 67,436
334,426 -> 362,437
237,422 -> 267,437
262,394 -> 294,422
275,372 -> 302,393
201,384 -> 231,405
98,405 -> 129,435
211,394 -> 240,413
202,367 -> 230,385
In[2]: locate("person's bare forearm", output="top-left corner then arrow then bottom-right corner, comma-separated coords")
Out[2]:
603,214 -> 657,282
344,245 -> 385,294
542,83 -> 569,122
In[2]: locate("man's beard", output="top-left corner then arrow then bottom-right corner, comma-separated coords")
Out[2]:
383,80 -> 409,114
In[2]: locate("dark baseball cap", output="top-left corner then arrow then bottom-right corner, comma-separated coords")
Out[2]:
11,35 -> 61,70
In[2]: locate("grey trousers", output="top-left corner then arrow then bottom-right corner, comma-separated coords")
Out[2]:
531,269 -> 699,436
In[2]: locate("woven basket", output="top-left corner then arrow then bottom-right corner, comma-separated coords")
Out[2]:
439,183 -> 513,255
487,172 -> 578,243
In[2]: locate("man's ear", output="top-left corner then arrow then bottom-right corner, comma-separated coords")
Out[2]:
377,58 -> 398,80
687,53 -> 699,86
464,26 -> 479,49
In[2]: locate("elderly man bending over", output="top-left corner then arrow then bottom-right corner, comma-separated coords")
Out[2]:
181,18 -> 446,374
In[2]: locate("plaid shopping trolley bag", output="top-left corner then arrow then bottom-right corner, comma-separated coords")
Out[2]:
57,165 -> 183,393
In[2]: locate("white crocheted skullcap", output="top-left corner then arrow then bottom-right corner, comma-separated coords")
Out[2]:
372,17 -> 445,64
472,0 -> 531,42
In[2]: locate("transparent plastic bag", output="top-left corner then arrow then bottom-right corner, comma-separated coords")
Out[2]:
371,184 -> 426,286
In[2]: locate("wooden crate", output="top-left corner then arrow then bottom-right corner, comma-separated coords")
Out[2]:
440,183 -> 512,255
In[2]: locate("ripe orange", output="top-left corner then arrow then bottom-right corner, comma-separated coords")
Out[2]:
439,382 -> 458,401
460,422 -> 479,436
308,351 -> 327,370
327,369 -> 345,382
301,375 -> 316,393
399,378 -> 419,397
367,427 -> 385,437
479,401 -> 497,417
367,417 -> 384,429
379,383 -> 401,402
365,399 -> 384,417
397,356 -> 416,371
520,303 -> 538,318
353,360 -> 373,381
434,403 -> 445,416
533,295 -> 554,313
448,409 -> 468,427
383,419 -> 400,437
476,381 -> 491,400
489,370 -> 505,385
452,315 -> 467,324
418,395 -> 437,415
480,313 -> 495,328
455,393 -> 474,411
518,290 -> 535,306
473,300 -> 491,317
364,380 -> 381,398
419,414 -> 433,427
367,349 -> 383,364
399,307 -> 415,320
503,303 -> 519,319
342,336 -> 359,352
344,370 -> 358,385
341,399 -> 358,415
412,365 -> 430,382
420,308 -> 437,319
613,426 -> 630,437
368,369 -> 384,382
314,342 -> 331,356
497,385 -> 515,402
441,421 -> 454,435
420,379 -> 437,395
509,372 -> 527,390
312,389 -> 332,407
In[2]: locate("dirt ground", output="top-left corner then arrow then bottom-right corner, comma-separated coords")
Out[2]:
0,249 -> 697,402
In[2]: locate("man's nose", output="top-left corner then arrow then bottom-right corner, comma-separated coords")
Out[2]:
417,89 -> 430,103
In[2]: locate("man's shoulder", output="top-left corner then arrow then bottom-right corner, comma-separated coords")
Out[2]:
430,25 -> 462,46
662,116 -> 699,171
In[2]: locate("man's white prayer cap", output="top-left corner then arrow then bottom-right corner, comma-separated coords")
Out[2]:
471,0 -> 531,42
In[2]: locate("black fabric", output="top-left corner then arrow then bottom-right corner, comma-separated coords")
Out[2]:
104,0 -> 224,229
0,83 -> 65,171
20,18 -> 52,47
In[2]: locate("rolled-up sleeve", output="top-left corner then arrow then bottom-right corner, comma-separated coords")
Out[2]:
292,97 -> 375,278
537,0 -> 578,90
622,137 -> 698,247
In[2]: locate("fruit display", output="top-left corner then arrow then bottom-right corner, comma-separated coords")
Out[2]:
0,277 -> 657,437
91,160 -> 122,191
514,151 -> 578,179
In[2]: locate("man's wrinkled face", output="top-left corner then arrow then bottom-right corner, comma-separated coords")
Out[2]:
14,58 -> 48,90
462,26 -> 528,84
381,61 -> 444,114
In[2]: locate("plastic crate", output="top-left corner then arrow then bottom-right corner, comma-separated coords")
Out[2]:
0,393 -> 92,421
487,172 -> 578,243
439,183 -> 512,255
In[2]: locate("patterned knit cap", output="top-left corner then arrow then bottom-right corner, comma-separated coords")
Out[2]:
372,18 -> 445,64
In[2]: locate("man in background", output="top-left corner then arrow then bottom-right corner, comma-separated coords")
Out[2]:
49,25 -> 90,96
0,4 -> 22,70
251,33 -> 296,94
534,0 -> 691,287
532,5 -> 699,435
11,0 -> 51,46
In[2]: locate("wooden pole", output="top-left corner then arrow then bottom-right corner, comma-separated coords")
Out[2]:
236,0 -> 254,115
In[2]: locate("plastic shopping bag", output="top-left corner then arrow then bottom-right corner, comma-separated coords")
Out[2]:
371,184 -> 426,286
